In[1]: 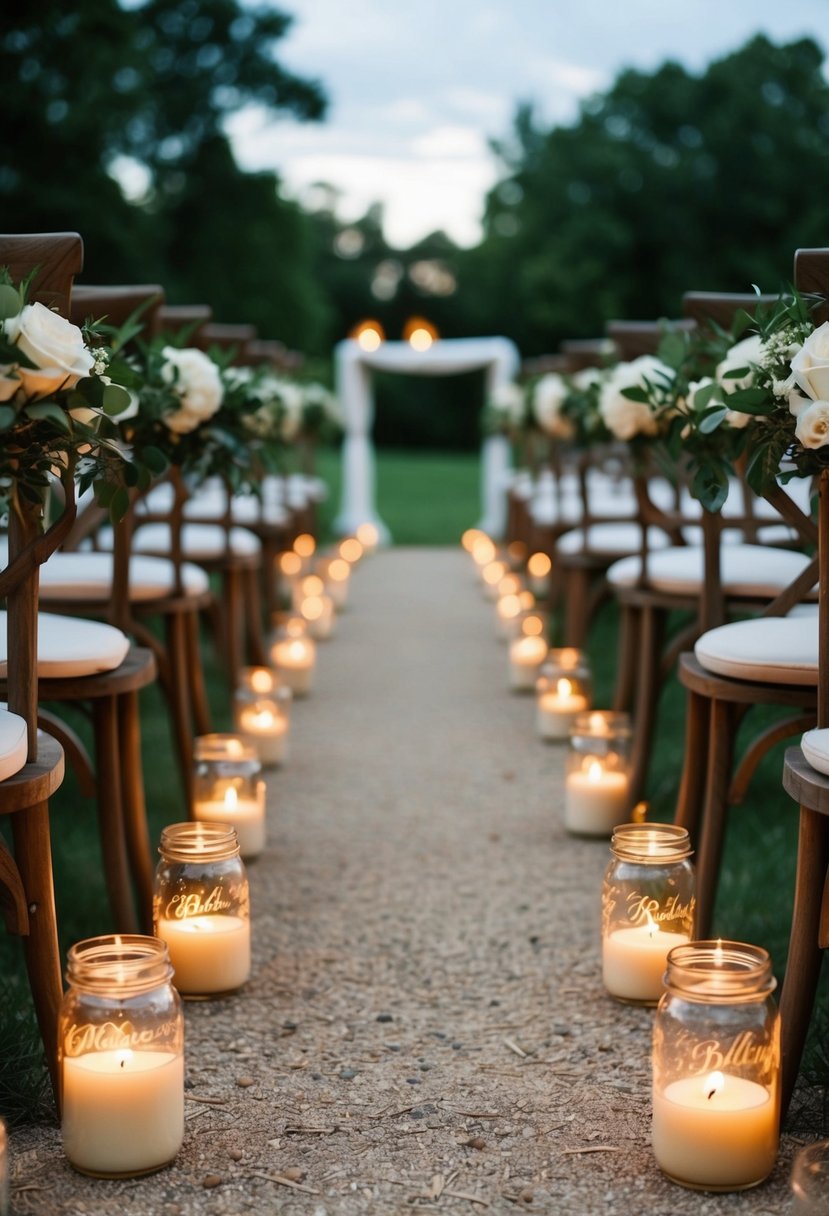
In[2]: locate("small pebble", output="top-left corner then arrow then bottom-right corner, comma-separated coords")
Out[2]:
520,1188 -> 534,1204
311,1072 -> 323,1081
405,1077 -> 421,1085
466,1136 -> 487,1150
282,1167 -> 305,1182
385,1043 -> 401,1052
339,1068 -> 357,1080
228,1149 -> 243,1162
237,1076 -> 255,1088
451,1042 -> 463,1050
376,1012 -> 393,1023
202,1175 -> 223,1189
419,1062 -> 433,1071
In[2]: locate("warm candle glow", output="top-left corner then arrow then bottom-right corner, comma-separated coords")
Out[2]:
249,668 -> 275,695
586,760 -> 605,783
461,528 -> 484,552
521,614 -> 545,637
557,678 -> 573,698
497,594 -> 522,621
224,786 -> 238,811
278,551 -> 302,576
293,533 -> 316,558
705,1071 -> 725,1101
497,574 -> 522,597
404,316 -> 439,350
300,575 -> 324,597
356,522 -> 380,548
559,648 -> 582,668
326,558 -> 350,583
300,595 -> 324,621
471,536 -> 496,566
338,537 -> 364,563
528,552 -> 552,578
589,711 -> 610,733
351,319 -> 385,351
482,560 -> 507,587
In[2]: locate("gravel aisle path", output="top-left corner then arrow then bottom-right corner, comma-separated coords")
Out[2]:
11,547 -> 807,1214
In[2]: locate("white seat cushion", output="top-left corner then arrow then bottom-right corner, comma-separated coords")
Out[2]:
35,552 -> 210,602
130,522 -> 261,560
0,611 -> 130,678
556,524 -> 672,557
0,708 -> 27,781
607,544 -> 815,598
801,728 -> 829,776
694,616 -> 818,686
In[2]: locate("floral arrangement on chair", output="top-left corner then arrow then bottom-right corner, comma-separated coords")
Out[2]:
0,269 -> 133,524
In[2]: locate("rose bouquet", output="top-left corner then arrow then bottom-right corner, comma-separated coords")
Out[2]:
481,381 -> 528,437
0,269 -> 134,523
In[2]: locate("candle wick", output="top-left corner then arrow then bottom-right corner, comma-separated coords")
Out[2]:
706,1087 -> 715,1100
120,1059 -> 126,1069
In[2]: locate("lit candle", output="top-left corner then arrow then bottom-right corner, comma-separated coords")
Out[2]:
527,551 -> 552,597
155,915 -> 250,996
270,636 -> 316,695
603,914 -> 690,1003
300,591 -> 336,640
652,1070 -> 777,1190
509,635 -> 548,691
236,700 -> 289,766
356,522 -> 380,554
564,759 -> 630,835
536,677 -> 589,738
320,557 -> 351,609
62,1049 -> 184,1177
481,560 -> 508,599
193,783 -> 266,859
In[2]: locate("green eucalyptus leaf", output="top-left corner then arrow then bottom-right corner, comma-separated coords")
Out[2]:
690,381 -> 716,411
102,382 -> 132,416
23,401 -> 71,431
141,445 -> 168,475
722,365 -> 751,381
0,284 -> 22,321
698,406 -> 728,434
657,332 -> 687,369
0,405 -> 16,430
620,386 -> 650,403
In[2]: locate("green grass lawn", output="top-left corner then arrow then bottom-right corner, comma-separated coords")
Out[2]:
1,446 -> 826,1128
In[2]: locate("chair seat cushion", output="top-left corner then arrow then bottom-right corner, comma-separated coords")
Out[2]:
35,552 -> 210,602
694,616 -> 818,686
801,728 -> 829,776
556,524 -> 672,557
0,611 -> 130,678
129,522 -> 261,559
608,543 -> 815,598
0,708 -> 28,782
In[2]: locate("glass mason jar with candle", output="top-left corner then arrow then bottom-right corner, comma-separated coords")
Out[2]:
154,822 -> 251,999
564,711 -> 631,834
59,935 -> 184,1179
602,823 -> 695,1005
268,615 -> 317,695
192,734 -> 266,860
536,650 -> 592,738
233,667 -> 292,767
652,941 -> 780,1192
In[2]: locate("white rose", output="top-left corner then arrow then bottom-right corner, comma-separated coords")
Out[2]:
161,346 -> 223,432
715,334 -> 766,394
788,391 -> 811,419
14,302 -> 94,397
795,399 -> 829,448
532,373 -> 573,438
598,356 -> 668,441
790,321 -> 829,403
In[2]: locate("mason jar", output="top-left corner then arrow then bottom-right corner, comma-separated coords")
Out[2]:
154,822 -> 251,999
564,712 -> 631,834
192,734 -> 266,859
268,615 -> 316,695
602,822 -> 695,1004
536,650 -> 592,738
652,941 -> 780,1192
59,935 -> 184,1178
233,668 -> 292,767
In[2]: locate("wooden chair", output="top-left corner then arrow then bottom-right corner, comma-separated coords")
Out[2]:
0,232 -> 82,1103
0,254 -> 160,933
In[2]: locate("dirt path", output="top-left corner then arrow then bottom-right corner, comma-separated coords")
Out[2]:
10,547 -> 810,1214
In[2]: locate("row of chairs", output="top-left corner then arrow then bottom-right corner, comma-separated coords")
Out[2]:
0,232 -> 319,1103
508,247 -> 829,1117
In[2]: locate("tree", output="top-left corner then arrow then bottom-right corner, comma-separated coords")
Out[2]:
458,35 -> 829,356
0,1 -> 328,347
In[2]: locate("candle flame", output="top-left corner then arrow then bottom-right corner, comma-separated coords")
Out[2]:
557,678 -> 573,697
288,640 -> 307,660
327,558 -> 350,583
224,786 -> 238,811
705,1071 -> 725,1101
644,909 -> 657,938
497,594 -> 521,620
589,712 -> 608,733
278,551 -> 302,576
356,522 -> 380,547
461,528 -> 484,552
250,668 -> 273,694
522,614 -> 544,637
559,648 -> 581,668
301,595 -> 325,621
714,938 -> 724,966
587,760 -> 603,784
471,536 -> 496,566
293,533 -> 316,558
527,551 -> 552,578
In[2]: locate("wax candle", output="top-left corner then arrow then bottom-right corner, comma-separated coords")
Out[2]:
156,915 -> 250,996
270,636 -> 315,694
565,760 -> 630,835
193,783 -> 266,858
236,701 -> 289,766
356,522 -> 380,554
537,678 -> 590,738
62,1050 -> 184,1177
509,635 -> 548,691
652,1071 -> 777,1190
320,557 -> 351,609
300,591 -> 336,640
603,921 -> 690,1003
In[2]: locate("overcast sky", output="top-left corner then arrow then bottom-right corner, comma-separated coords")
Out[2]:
227,0 -> 827,249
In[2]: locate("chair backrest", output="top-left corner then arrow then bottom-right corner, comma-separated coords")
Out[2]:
682,291 -> 779,332
157,304 -> 212,344
793,249 -> 829,727
0,232 -> 84,757
606,318 -> 695,362
197,322 -> 257,364
70,283 -> 165,342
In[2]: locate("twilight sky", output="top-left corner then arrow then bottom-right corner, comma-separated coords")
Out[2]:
226,0 -> 827,249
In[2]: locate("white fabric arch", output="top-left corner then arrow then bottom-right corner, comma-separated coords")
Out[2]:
333,336 -> 521,542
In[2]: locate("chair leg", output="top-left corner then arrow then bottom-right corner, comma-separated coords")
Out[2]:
11,800 -> 62,1108
612,603 -> 639,713
221,566 -> 245,687
118,691 -> 154,933
564,568 -> 590,648
780,806 -> 829,1120
185,608 -> 212,739
244,566 -> 268,668
628,603 -> 666,805
163,611 -> 196,806
674,688 -> 710,841
92,697 -> 138,933
694,697 -> 739,939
